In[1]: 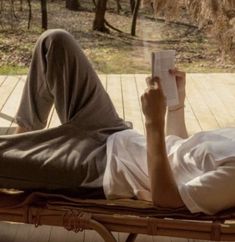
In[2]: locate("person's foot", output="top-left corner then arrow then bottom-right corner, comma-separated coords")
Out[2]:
15,126 -> 29,134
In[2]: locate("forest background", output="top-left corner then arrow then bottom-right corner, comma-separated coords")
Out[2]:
0,0 -> 234,74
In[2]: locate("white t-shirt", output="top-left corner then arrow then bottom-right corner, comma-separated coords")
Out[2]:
103,128 -> 235,215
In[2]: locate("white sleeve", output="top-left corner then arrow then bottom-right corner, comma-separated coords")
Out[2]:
179,164 -> 235,215
165,135 -> 183,155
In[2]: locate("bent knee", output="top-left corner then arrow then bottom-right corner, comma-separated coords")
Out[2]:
39,29 -> 74,45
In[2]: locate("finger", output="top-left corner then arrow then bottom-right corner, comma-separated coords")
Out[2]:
155,78 -> 163,90
146,76 -> 160,88
169,69 -> 185,78
175,70 -> 186,78
169,67 -> 179,72
151,77 -> 161,90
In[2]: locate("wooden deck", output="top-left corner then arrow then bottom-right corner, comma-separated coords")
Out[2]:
0,73 -> 235,242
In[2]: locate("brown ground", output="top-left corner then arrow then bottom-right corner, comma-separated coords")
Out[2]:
0,0 -> 234,74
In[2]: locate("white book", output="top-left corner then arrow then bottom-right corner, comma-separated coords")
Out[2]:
152,50 -> 179,107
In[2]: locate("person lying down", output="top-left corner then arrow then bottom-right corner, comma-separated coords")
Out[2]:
0,29 -> 234,216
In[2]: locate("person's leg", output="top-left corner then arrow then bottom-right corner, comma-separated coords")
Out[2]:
0,29 -> 129,194
0,124 -> 107,197
15,31 -> 54,132
15,29 -> 122,133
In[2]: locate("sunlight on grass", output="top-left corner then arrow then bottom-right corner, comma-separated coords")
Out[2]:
0,66 -> 28,75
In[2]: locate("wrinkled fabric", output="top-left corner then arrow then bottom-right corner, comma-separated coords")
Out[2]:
105,128 -> 235,215
0,29 -> 129,195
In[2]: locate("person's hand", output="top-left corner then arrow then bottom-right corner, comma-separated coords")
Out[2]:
168,68 -> 186,111
141,77 -> 166,128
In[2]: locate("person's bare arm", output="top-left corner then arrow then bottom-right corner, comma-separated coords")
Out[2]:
166,69 -> 188,139
141,78 -> 184,208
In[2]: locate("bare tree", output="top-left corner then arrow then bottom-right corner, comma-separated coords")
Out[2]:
27,0 -> 32,29
131,0 -> 140,36
130,0 -> 135,13
0,0 -> 3,14
116,0 -> 122,14
149,0 -> 235,61
66,0 -> 80,11
93,0 -> 108,32
92,0 -> 97,8
41,0 -> 47,30
10,0 -> 17,19
19,0 -> 23,11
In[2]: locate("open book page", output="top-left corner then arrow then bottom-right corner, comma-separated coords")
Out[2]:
152,50 -> 179,107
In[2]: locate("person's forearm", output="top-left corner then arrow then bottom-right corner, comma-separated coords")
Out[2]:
146,123 -> 184,208
166,106 -> 188,138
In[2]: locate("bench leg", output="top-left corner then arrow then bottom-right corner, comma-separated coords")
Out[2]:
89,219 -> 117,242
125,233 -> 138,242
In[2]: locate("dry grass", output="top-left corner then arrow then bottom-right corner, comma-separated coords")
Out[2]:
0,0 -> 234,74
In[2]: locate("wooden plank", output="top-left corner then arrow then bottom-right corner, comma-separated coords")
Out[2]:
118,232 -> 129,242
107,74 -> 124,119
190,74 -> 233,128
135,74 -> 148,135
136,234 -> 154,242
118,233 -> 154,242
182,76 -> 206,135
205,73 -> 235,127
0,222 -> 19,242
0,113 -> 12,135
49,226 -> 84,242
48,108 -> 61,128
0,77 -> 25,135
184,96 -> 202,135
169,237 -> 189,242
0,76 -> 21,135
12,224 -> 50,242
13,223 -> 33,242
186,74 -> 219,131
134,74 -> 148,93
153,235 -> 171,242
84,230 -> 117,242
27,226 -> 51,242
121,74 -> 145,134
98,74 -> 107,91
13,224 -> 51,242
24,225 -> 51,242
1,76 -> 59,132
0,76 -> 20,111
0,75 -> 7,87
46,107 -> 56,128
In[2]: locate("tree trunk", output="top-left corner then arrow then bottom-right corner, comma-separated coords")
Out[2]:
11,0 -> 17,18
116,0 -> 122,14
131,0 -> 140,36
20,0 -> 23,11
93,0 -> 109,32
130,0 -> 135,13
27,0 -> 32,29
0,0 -> 3,14
92,0 -> 97,9
66,0 -> 80,11
40,0 -> 48,30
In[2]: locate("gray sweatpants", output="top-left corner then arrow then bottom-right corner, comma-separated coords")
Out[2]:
0,29 -> 129,197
